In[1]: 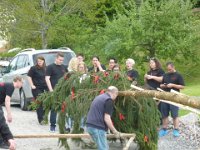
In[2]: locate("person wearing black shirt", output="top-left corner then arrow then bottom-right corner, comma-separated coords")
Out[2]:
88,56 -> 106,73
28,56 -> 48,124
126,58 -> 139,84
0,76 -> 23,149
159,62 -> 184,137
86,86 -> 121,150
107,58 -> 117,71
45,52 -> 67,132
144,58 -> 165,90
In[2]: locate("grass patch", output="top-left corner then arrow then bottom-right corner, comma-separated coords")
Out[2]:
179,109 -> 191,117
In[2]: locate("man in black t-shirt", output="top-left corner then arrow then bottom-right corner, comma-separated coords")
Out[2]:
0,76 -> 23,149
45,52 -> 67,132
86,86 -> 121,150
159,62 -> 184,137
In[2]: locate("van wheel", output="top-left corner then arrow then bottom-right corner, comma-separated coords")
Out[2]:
20,89 -> 28,111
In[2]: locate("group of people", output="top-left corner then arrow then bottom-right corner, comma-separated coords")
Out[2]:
0,52 -> 185,150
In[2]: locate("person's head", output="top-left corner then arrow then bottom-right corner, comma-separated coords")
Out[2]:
68,57 -> 79,72
77,62 -> 87,74
77,53 -> 84,63
55,52 -> 64,65
112,64 -> 120,72
92,56 -> 100,67
107,86 -> 119,100
36,56 -> 46,68
108,58 -> 117,70
166,62 -> 176,73
13,76 -> 23,88
149,58 -> 161,70
126,58 -> 135,70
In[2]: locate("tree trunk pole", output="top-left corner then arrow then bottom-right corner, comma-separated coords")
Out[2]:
118,90 -> 200,109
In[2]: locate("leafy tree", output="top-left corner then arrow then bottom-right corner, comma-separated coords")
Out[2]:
1,0 -> 96,49
89,0 -> 200,64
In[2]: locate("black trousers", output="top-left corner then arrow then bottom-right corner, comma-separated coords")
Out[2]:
0,106 -> 13,143
32,87 -> 48,123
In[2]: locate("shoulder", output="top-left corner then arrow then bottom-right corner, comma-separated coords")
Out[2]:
5,83 -> 14,88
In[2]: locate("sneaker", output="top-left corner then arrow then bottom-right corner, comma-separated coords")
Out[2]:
50,126 -> 56,133
159,128 -> 168,137
173,129 -> 180,137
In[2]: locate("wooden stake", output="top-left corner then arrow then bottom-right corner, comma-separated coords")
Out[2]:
14,133 -> 136,139
123,136 -> 136,150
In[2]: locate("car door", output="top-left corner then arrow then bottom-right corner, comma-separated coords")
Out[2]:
3,54 -> 31,101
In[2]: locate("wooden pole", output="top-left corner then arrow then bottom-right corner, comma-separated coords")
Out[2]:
14,133 -> 136,139
123,136 -> 136,150
118,90 -> 200,109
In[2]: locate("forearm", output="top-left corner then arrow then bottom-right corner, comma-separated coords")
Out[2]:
98,65 -> 104,72
45,77 -> 53,91
173,84 -> 184,90
5,97 -> 11,116
152,76 -> 163,82
28,77 -> 34,87
104,115 -> 117,133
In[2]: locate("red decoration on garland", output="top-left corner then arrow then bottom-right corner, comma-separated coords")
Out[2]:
71,87 -> 75,100
61,101 -> 67,113
99,89 -> 105,94
144,135 -> 149,143
93,75 -> 100,84
103,72 -> 109,77
119,113 -> 125,121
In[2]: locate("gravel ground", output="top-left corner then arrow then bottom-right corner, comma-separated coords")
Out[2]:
4,106 -> 200,150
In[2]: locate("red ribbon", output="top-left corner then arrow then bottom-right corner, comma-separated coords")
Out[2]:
119,113 -> 125,121
99,89 -> 105,94
61,101 -> 67,113
71,87 -> 75,100
93,75 -> 99,84
144,135 -> 149,143
103,72 -> 109,77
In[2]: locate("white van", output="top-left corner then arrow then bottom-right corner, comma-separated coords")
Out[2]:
2,48 -> 75,110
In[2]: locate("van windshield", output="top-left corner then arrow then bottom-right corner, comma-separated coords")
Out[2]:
33,52 -> 74,66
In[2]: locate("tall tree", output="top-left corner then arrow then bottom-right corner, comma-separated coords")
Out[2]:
2,0 -> 96,49
90,0 -> 200,63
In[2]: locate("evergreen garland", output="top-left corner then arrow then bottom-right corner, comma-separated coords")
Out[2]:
31,71 -> 160,150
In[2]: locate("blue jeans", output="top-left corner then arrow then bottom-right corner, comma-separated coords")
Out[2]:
87,127 -> 108,150
50,110 -> 57,127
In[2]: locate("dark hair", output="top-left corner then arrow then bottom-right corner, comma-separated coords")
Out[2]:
112,64 -> 120,71
149,58 -> 162,69
57,52 -> 64,58
166,62 -> 174,67
109,57 -> 117,63
36,56 -> 46,68
77,53 -> 84,58
92,56 -> 99,61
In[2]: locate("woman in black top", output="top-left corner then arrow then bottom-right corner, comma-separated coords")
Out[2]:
28,56 -> 48,124
144,58 -> 165,90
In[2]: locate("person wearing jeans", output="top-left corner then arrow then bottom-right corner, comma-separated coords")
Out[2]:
86,86 -> 121,150
45,52 -> 68,132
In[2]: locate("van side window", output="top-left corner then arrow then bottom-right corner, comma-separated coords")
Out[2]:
16,55 -> 26,69
9,56 -> 18,72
